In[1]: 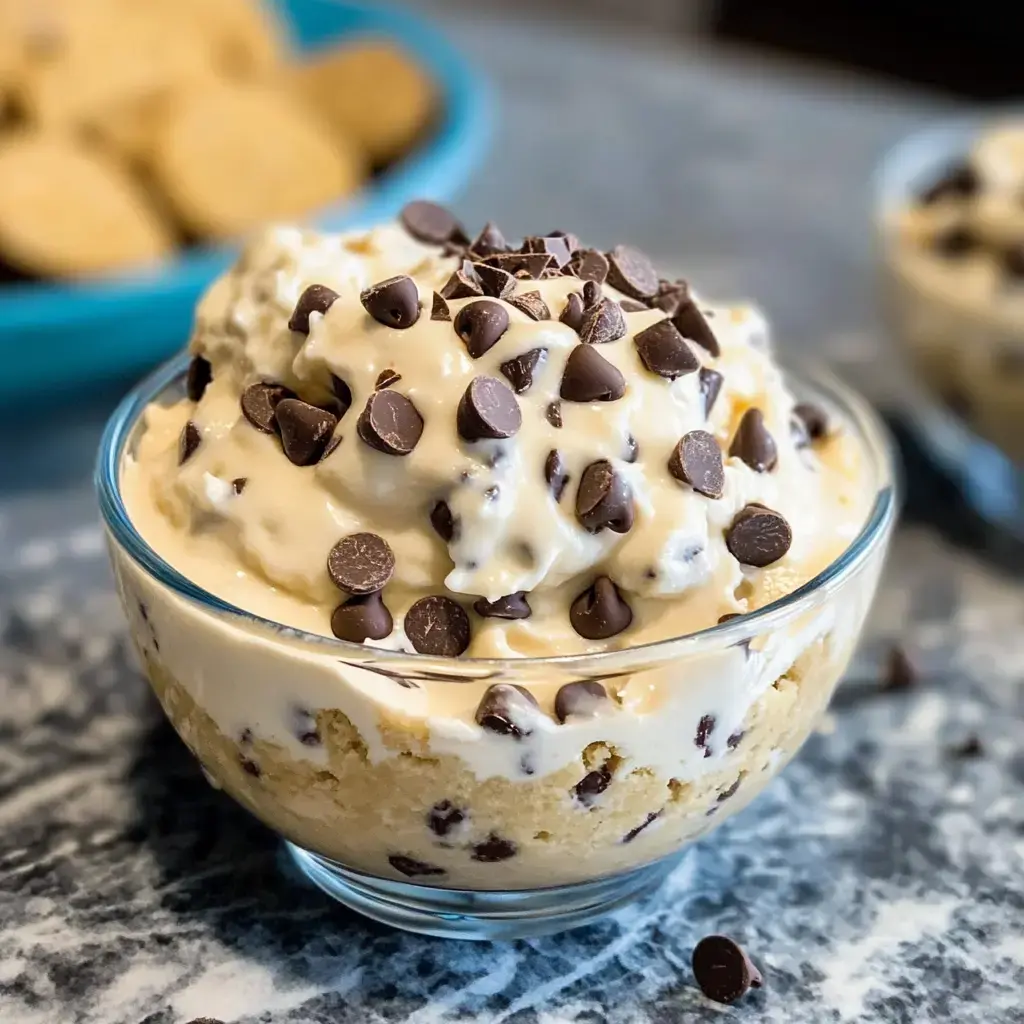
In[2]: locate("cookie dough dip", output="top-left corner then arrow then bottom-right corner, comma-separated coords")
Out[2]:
103,202 -> 895,936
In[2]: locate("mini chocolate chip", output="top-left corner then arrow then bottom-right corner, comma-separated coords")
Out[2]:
652,279 -> 689,315
625,434 -> 639,462
471,834 -> 517,862
726,504 -> 792,567
327,532 -> 395,595
430,500 -> 457,542
357,390 -> 424,456
469,221 -> 508,257
669,430 -> 724,498
509,290 -> 551,321
499,347 -> 546,393
240,756 -> 261,778
793,402 -> 829,441
457,376 -> 522,441
474,592 -> 531,619
241,382 -> 294,433
554,680 -> 608,723
576,460 -> 633,533
186,355 -> 212,401
569,248 -> 610,283
934,225 -> 976,258
274,399 -> 338,466
524,234 -> 573,267
179,421 -> 201,464
560,345 -> 626,402
920,162 -> 979,205
475,683 -> 539,738
405,596 -> 471,656
717,778 -> 742,802
729,409 -> 777,472
882,644 -> 917,691
692,935 -> 763,1005
231,477 -> 247,494
454,299 -> 510,358
950,734 -> 984,758
606,244 -> 658,299
634,319 -> 700,379
440,259 -> 484,300
375,368 -> 402,390
560,292 -> 585,333
427,800 -> 465,837
620,298 -> 648,312
695,714 -> 715,756
431,292 -> 451,321
400,200 -> 466,245
582,279 -> 602,309
570,577 -> 633,639
546,401 -> 563,428
288,284 -> 340,334
545,449 -> 570,502
388,854 -> 445,878
579,298 -> 627,345
360,275 -> 420,329
622,811 -> 659,843
673,300 -> 720,356
574,765 -> 612,805
331,592 -> 393,643
699,368 -> 724,418
727,730 -> 744,750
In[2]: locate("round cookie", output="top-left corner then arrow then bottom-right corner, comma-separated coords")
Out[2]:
150,81 -> 364,241
0,134 -> 173,277
288,41 -> 437,165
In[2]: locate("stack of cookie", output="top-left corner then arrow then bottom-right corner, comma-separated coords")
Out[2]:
0,0 -> 437,279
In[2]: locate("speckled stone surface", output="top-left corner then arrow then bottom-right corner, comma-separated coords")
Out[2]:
1,10 -> 1022,1024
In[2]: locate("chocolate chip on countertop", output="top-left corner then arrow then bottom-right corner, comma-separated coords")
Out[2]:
606,244 -> 658,299
427,800 -> 465,837
186,355 -> 212,401
568,248 -> 609,283
579,298 -> 627,345
405,596 -> 471,656
559,292 -> 585,333
231,477 -> 247,494
471,834 -> 517,862
509,290 -> 552,321
474,261 -> 516,300
457,376 -> 522,441
388,854 -> 445,877
288,283 -> 340,335
933,225 -> 976,258
634,319 -> 700,379
554,680 -> 608,723
546,401 -> 563,428
570,577 -> 633,639
241,382 -> 294,433
574,765 -> 612,804
793,402 -> 829,442
274,398 -> 337,466
500,347 -> 547,394
560,345 -> 626,402
920,162 -> 979,205
576,460 -> 633,534
882,644 -> 917,691
726,504 -> 792,567
178,421 -> 201,464
669,430 -> 724,498
695,714 -> 715,757
360,275 -> 421,328
331,592 -> 393,643
622,811 -> 659,843
474,683 -> 540,738
545,449 -> 570,502
357,390 -> 424,456
699,367 -> 724,418
440,259 -> 485,300
729,408 -> 777,472
673,300 -> 720,357
400,200 -> 466,245
469,221 -> 509,257
429,499 -> 457,543
454,298 -> 510,358
430,292 -> 451,321
691,935 -> 763,1005
474,592 -> 531,619
327,532 -> 395,595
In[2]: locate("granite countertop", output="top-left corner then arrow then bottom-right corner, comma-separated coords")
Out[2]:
1,10 -> 1022,1024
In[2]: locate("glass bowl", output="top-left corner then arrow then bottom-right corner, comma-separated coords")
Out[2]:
97,353 -> 897,940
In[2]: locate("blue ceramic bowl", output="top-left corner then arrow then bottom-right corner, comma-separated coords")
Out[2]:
0,0 -> 492,403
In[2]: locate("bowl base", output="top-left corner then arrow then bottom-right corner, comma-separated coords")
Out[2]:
285,842 -> 687,940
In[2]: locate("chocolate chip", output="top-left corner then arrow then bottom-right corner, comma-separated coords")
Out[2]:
429,500 -> 457,542
469,221 -> 508,257
524,234 -> 573,267
726,504 -> 792,567
241,382 -> 293,433
179,421 -> 201,464
288,284 -> 340,334
400,200 -> 466,245
427,800 -> 465,837
718,612 -> 741,624
920,162 -> 979,205
950,734 -> 984,758
729,408 -> 777,472
483,251 -> 554,278
574,766 -> 612,805
475,683 -> 539,738
474,592 -> 531,619
331,592 -> 393,643
554,680 -> 608,722
240,756 -> 261,778
498,348 -> 546,395
673,300 -> 720,356
699,368 -> 723,418
568,248 -> 609,283
330,375 -> 352,418
320,436 -> 342,462
388,854 -> 445,878
934,225 -> 976,258
692,935 -> 763,1005
727,730 -> 744,750
695,714 -> 715,756
669,430 -> 724,498
634,319 -> 700,379
405,596 -> 470,656
652,279 -> 689,316
606,244 -> 658,299
546,401 -> 563,428
622,811 -> 659,843
545,449 -> 569,502
231,477 -> 247,494
576,460 -> 633,533
454,299 -> 510,358
509,291 -> 551,322
582,279 -> 602,309
472,834 -> 517,862
360,275 -> 420,329
373,368 -> 402,391
473,262 -> 516,299
579,298 -> 627,345
274,399 -> 338,466
327,532 -> 395,595
882,644 -> 916,691
186,355 -> 212,401
620,299 -> 648,312
793,402 -> 828,442
717,778 -> 742,802
570,577 -> 633,639
457,376 -> 522,441
357,390 -> 423,456
440,259 -> 484,300
560,292 -> 585,333
431,292 -> 451,321
560,345 -> 626,402
624,434 -> 639,462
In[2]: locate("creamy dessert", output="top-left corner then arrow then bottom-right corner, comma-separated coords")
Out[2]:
110,203 -> 885,891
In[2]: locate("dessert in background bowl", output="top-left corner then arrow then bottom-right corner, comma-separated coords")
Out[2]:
97,202 -> 897,939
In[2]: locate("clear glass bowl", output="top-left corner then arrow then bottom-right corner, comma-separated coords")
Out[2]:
97,353 -> 897,940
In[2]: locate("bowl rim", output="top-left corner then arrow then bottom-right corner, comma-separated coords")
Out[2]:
96,349 -> 899,673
